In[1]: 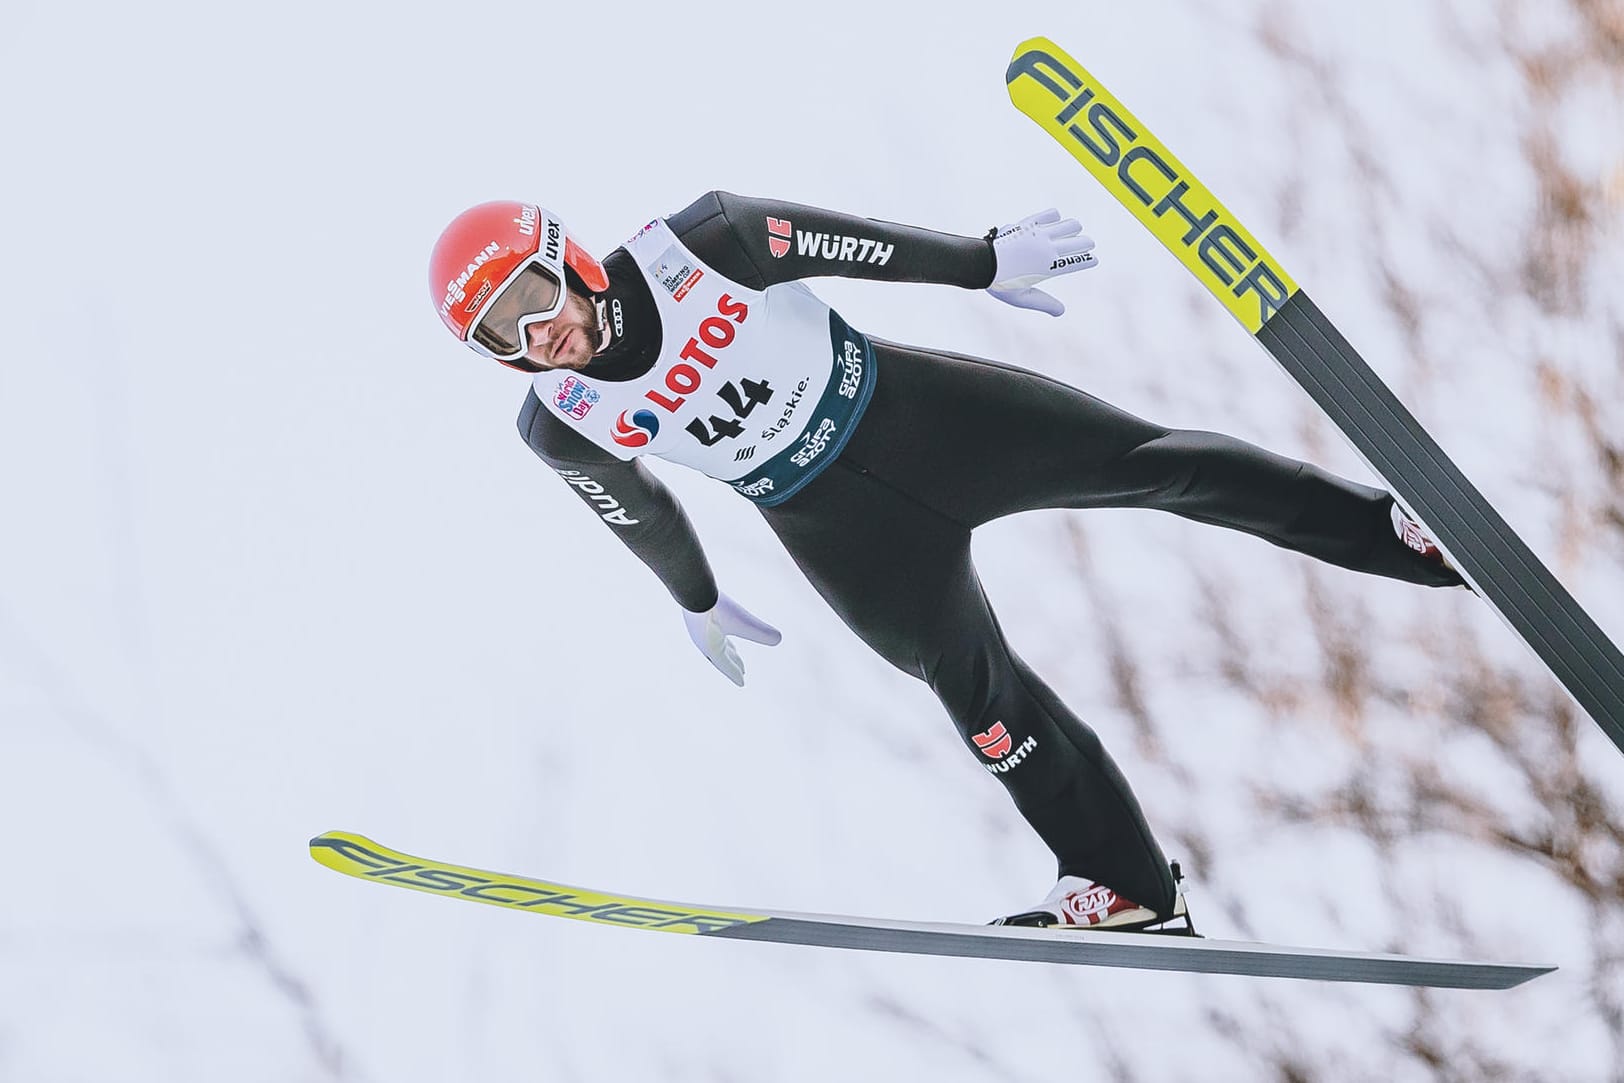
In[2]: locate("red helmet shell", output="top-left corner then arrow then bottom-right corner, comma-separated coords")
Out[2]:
429,201 -> 609,344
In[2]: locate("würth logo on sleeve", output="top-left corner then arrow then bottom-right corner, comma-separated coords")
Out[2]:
766,217 -> 792,258
763,217 -> 894,265
972,721 -> 1037,774
797,231 -> 894,265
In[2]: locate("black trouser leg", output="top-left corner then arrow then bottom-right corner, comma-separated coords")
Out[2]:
756,341 -> 1453,913
1092,430 -> 1463,586
761,461 -> 1178,915
859,341 -> 1460,587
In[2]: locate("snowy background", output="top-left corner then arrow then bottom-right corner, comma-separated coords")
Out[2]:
3,0 -> 1622,1079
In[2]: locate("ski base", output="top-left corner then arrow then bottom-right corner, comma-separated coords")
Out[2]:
310,832 -> 1553,990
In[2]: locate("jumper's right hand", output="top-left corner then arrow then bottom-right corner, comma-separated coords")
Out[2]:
681,592 -> 782,687
986,208 -> 1098,317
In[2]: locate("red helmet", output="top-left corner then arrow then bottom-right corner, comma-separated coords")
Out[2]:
429,201 -> 609,368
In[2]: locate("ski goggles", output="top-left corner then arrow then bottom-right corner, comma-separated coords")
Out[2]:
467,260 -> 567,362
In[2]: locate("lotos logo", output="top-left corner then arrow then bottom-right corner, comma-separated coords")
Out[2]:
554,375 -> 600,420
640,293 -> 750,414
766,217 -> 792,258
972,722 -> 1014,759
612,409 -> 659,448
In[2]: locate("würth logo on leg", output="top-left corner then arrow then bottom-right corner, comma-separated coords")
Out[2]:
973,721 -> 1037,775
766,217 -> 792,258
972,722 -> 1014,759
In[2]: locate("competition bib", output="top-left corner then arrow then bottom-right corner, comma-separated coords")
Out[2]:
532,220 -> 876,507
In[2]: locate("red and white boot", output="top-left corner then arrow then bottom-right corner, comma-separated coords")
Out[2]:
992,872 -> 1191,933
1390,501 -> 1474,590
1391,501 -> 1447,564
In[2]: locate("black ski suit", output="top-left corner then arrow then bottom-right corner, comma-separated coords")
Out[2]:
517,192 -> 1460,915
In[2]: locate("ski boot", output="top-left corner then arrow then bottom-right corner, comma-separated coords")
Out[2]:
1391,502 -> 1453,570
992,862 -> 1196,936
1390,500 -> 1476,590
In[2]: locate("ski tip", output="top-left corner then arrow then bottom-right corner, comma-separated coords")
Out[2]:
1005,36 -> 1064,90
1008,34 -> 1057,56
310,829 -> 368,850
309,830 -> 385,874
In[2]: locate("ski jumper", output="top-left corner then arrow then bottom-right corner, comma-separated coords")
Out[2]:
517,191 -> 1460,915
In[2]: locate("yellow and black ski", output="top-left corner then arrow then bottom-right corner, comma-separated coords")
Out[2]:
1007,37 -> 1624,757
311,831 -> 1550,989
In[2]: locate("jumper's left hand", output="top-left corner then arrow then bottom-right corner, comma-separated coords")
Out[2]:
986,208 -> 1098,317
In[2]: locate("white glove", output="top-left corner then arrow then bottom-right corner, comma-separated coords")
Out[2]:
986,208 -> 1099,317
681,592 -> 782,687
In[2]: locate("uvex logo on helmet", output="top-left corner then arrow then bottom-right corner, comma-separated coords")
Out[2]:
544,218 -> 561,262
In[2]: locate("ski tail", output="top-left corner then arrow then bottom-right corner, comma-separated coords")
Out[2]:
1257,293 -> 1624,751
1006,37 -> 1624,756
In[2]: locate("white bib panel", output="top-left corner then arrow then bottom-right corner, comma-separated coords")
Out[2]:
534,220 -> 876,506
